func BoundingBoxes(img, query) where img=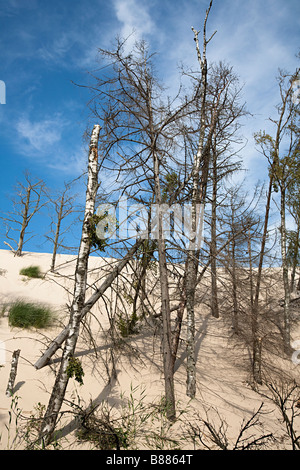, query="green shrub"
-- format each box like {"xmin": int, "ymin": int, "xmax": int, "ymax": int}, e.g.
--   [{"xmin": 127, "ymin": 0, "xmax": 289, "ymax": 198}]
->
[
  {"xmin": 66, "ymin": 356, "xmax": 85, "ymax": 385},
  {"xmin": 19, "ymin": 266, "xmax": 43, "ymax": 279},
  {"xmin": 8, "ymin": 300, "xmax": 55, "ymax": 329},
  {"xmin": 117, "ymin": 311, "xmax": 139, "ymax": 337}
]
